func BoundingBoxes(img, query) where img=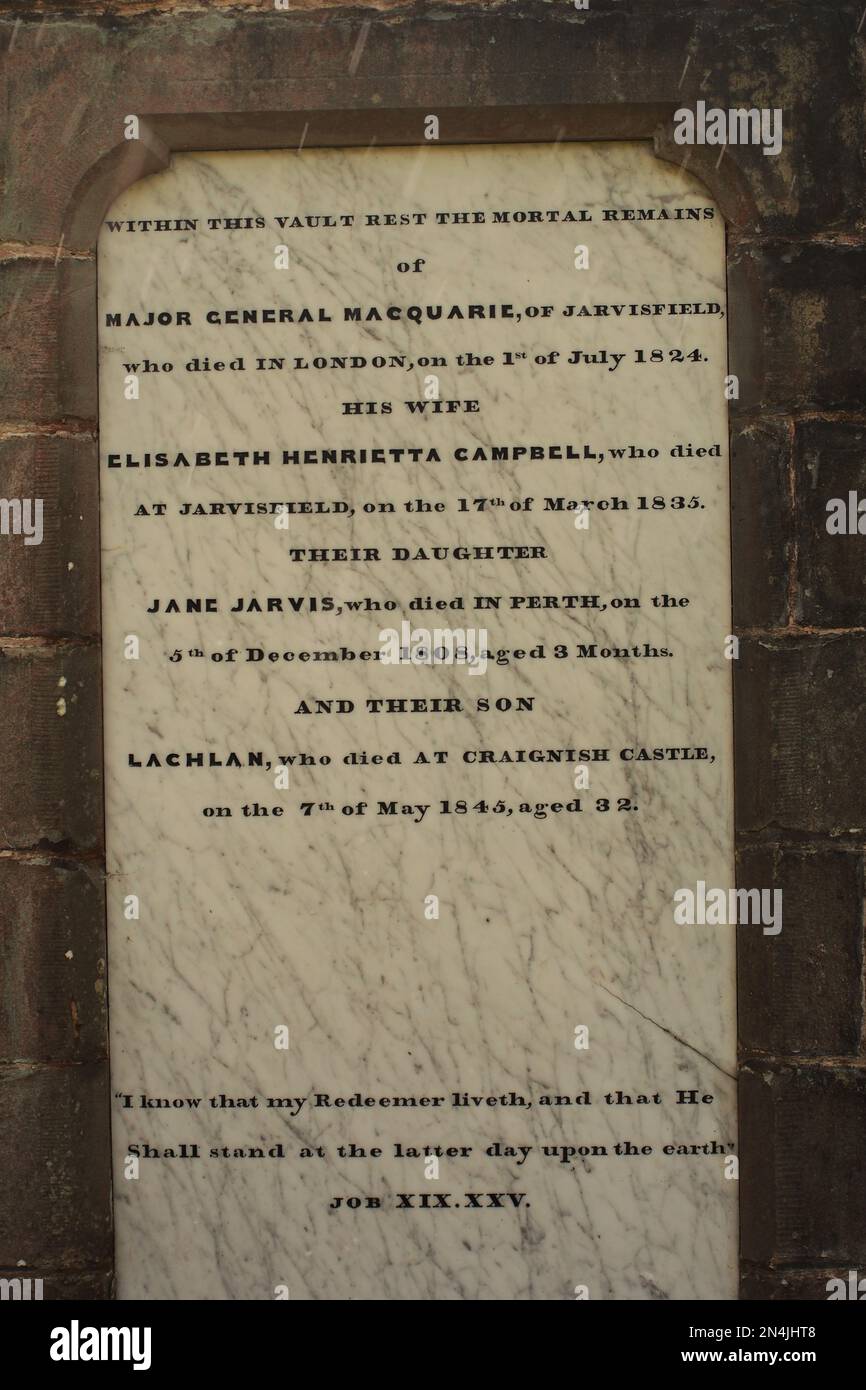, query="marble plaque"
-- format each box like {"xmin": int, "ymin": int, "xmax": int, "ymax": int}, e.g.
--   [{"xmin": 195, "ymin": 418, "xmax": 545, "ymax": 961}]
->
[{"xmin": 98, "ymin": 142, "xmax": 737, "ymax": 1301}]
